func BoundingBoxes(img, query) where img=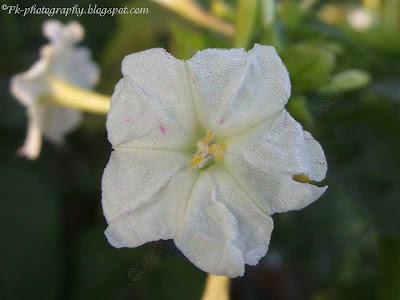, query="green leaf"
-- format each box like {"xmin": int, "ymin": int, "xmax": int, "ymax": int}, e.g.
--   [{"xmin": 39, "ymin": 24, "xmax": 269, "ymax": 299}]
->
[
  {"xmin": 282, "ymin": 43, "xmax": 336, "ymax": 92},
  {"xmin": 278, "ymin": 0, "xmax": 307, "ymax": 33},
  {"xmin": 169, "ymin": 21, "xmax": 206, "ymax": 60},
  {"xmin": 319, "ymin": 69, "xmax": 371, "ymax": 93},
  {"xmin": 286, "ymin": 94, "xmax": 313, "ymax": 125},
  {"xmin": 234, "ymin": 0, "xmax": 259, "ymax": 48}
]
